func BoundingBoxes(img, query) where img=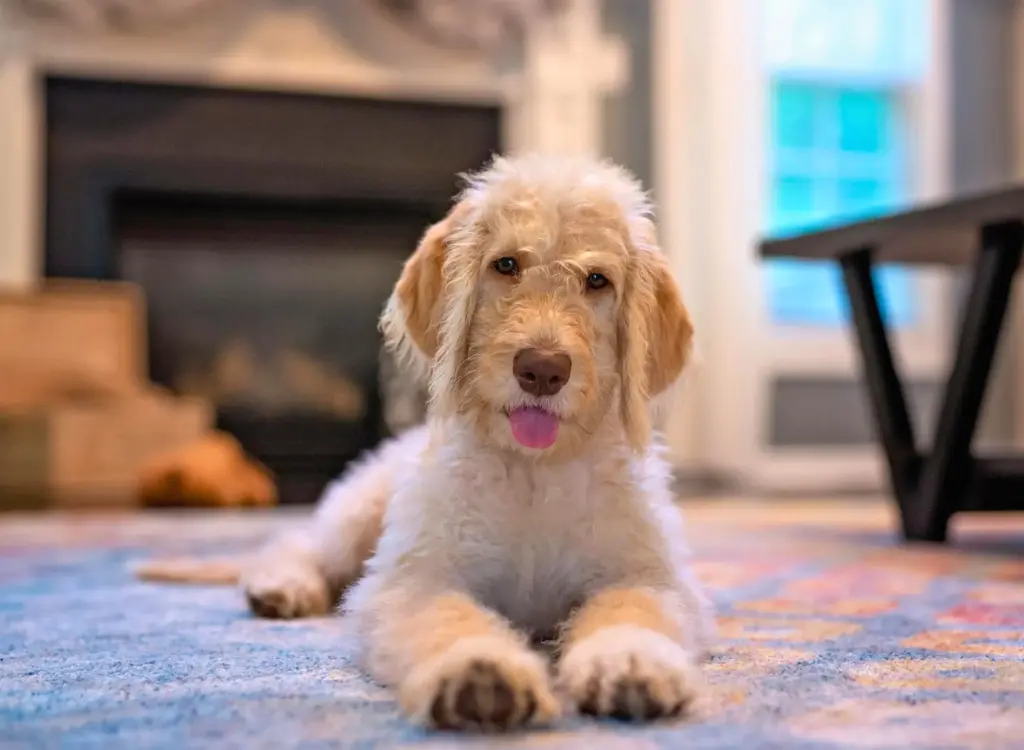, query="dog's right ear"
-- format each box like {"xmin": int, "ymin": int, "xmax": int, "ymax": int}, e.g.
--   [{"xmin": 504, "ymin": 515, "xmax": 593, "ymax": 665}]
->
[
  {"xmin": 618, "ymin": 219, "xmax": 694, "ymax": 451},
  {"xmin": 380, "ymin": 204, "xmax": 467, "ymax": 370}
]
